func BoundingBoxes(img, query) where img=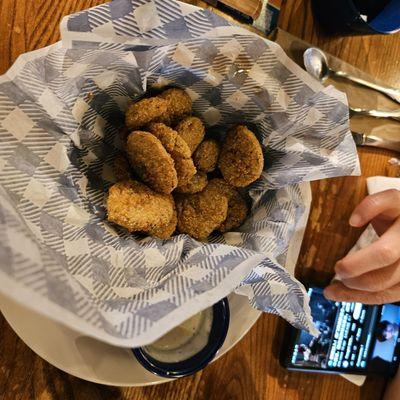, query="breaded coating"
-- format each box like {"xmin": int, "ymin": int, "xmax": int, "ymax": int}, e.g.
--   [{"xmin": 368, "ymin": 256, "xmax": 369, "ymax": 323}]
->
[
  {"xmin": 174, "ymin": 157, "xmax": 196, "ymax": 186},
  {"xmin": 126, "ymin": 131, "xmax": 178, "ymax": 194},
  {"xmin": 146, "ymin": 122, "xmax": 191, "ymax": 159},
  {"xmin": 176, "ymin": 182, "xmax": 228, "ymax": 240},
  {"xmin": 175, "ymin": 116, "xmax": 205, "ymax": 154},
  {"xmin": 125, "ymin": 97, "xmax": 168, "ymax": 130},
  {"xmin": 107, "ymin": 180, "xmax": 174, "ymax": 232},
  {"xmin": 219, "ymin": 190, "xmax": 248, "ymax": 232},
  {"xmin": 146, "ymin": 122, "xmax": 195, "ymax": 185},
  {"xmin": 172, "ymin": 135, "xmax": 191, "ymax": 159},
  {"xmin": 218, "ymin": 125, "xmax": 263, "ymax": 187},
  {"xmin": 158, "ymin": 88, "xmax": 192, "ymax": 124},
  {"xmin": 206, "ymin": 178, "xmax": 234, "ymax": 198},
  {"xmin": 113, "ymin": 154, "xmax": 131, "ymax": 181},
  {"xmin": 146, "ymin": 122, "xmax": 176, "ymax": 153},
  {"xmin": 193, "ymin": 139, "xmax": 220, "ymax": 173},
  {"xmin": 175, "ymin": 172, "xmax": 208, "ymax": 194},
  {"xmin": 206, "ymin": 178, "xmax": 248, "ymax": 232},
  {"xmin": 147, "ymin": 207, "xmax": 177, "ymax": 239}
]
